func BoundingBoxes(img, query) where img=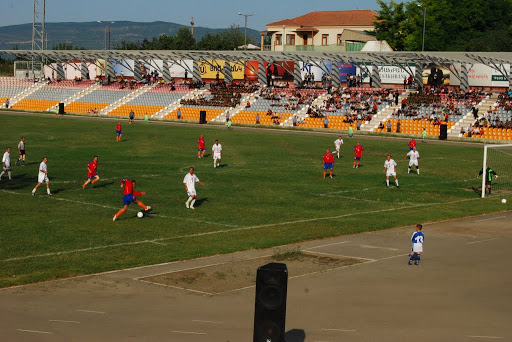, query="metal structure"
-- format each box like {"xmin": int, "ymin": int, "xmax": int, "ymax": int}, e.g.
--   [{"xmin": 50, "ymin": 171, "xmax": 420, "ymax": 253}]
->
[
  {"xmin": 32, "ymin": 0, "xmax": 46, "ymax": 51},
  {"xmin": 3, "ymin": 49, "xmax": 512, "ymax": 89},
  {"xmin": 97, "ymin": 21, "xmax": 115, "ymax": 50},
  {"xmin": 238, "ymin": 12, "xmax": 254, "ymax": 50}
]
